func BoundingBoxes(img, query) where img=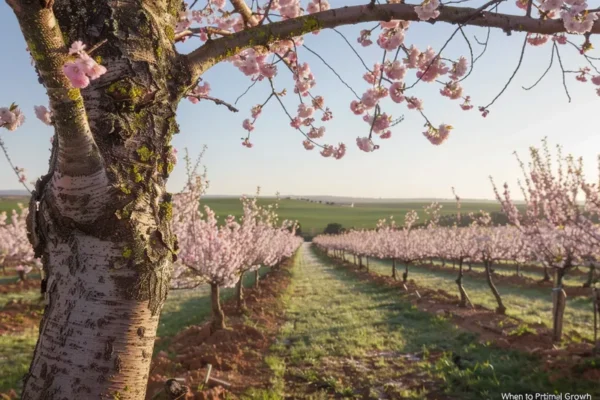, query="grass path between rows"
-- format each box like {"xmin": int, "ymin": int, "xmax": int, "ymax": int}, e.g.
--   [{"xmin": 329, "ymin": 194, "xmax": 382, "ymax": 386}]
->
[
  {"xmin": 347, "ymin": 256, "xmax": 594, "ymax": 341},
  {"xmin": 266, "ymin": 244, "xmax": 600, "ymax": 399}
]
